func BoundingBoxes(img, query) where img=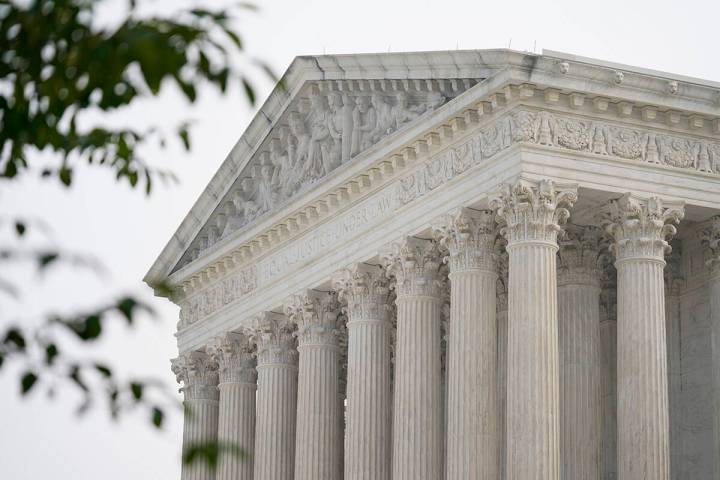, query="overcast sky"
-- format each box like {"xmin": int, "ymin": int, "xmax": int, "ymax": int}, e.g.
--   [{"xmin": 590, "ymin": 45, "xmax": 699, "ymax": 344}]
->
[{"xmin": 2, "ymin": 0, "xmax": 719, "ymax": 478}]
